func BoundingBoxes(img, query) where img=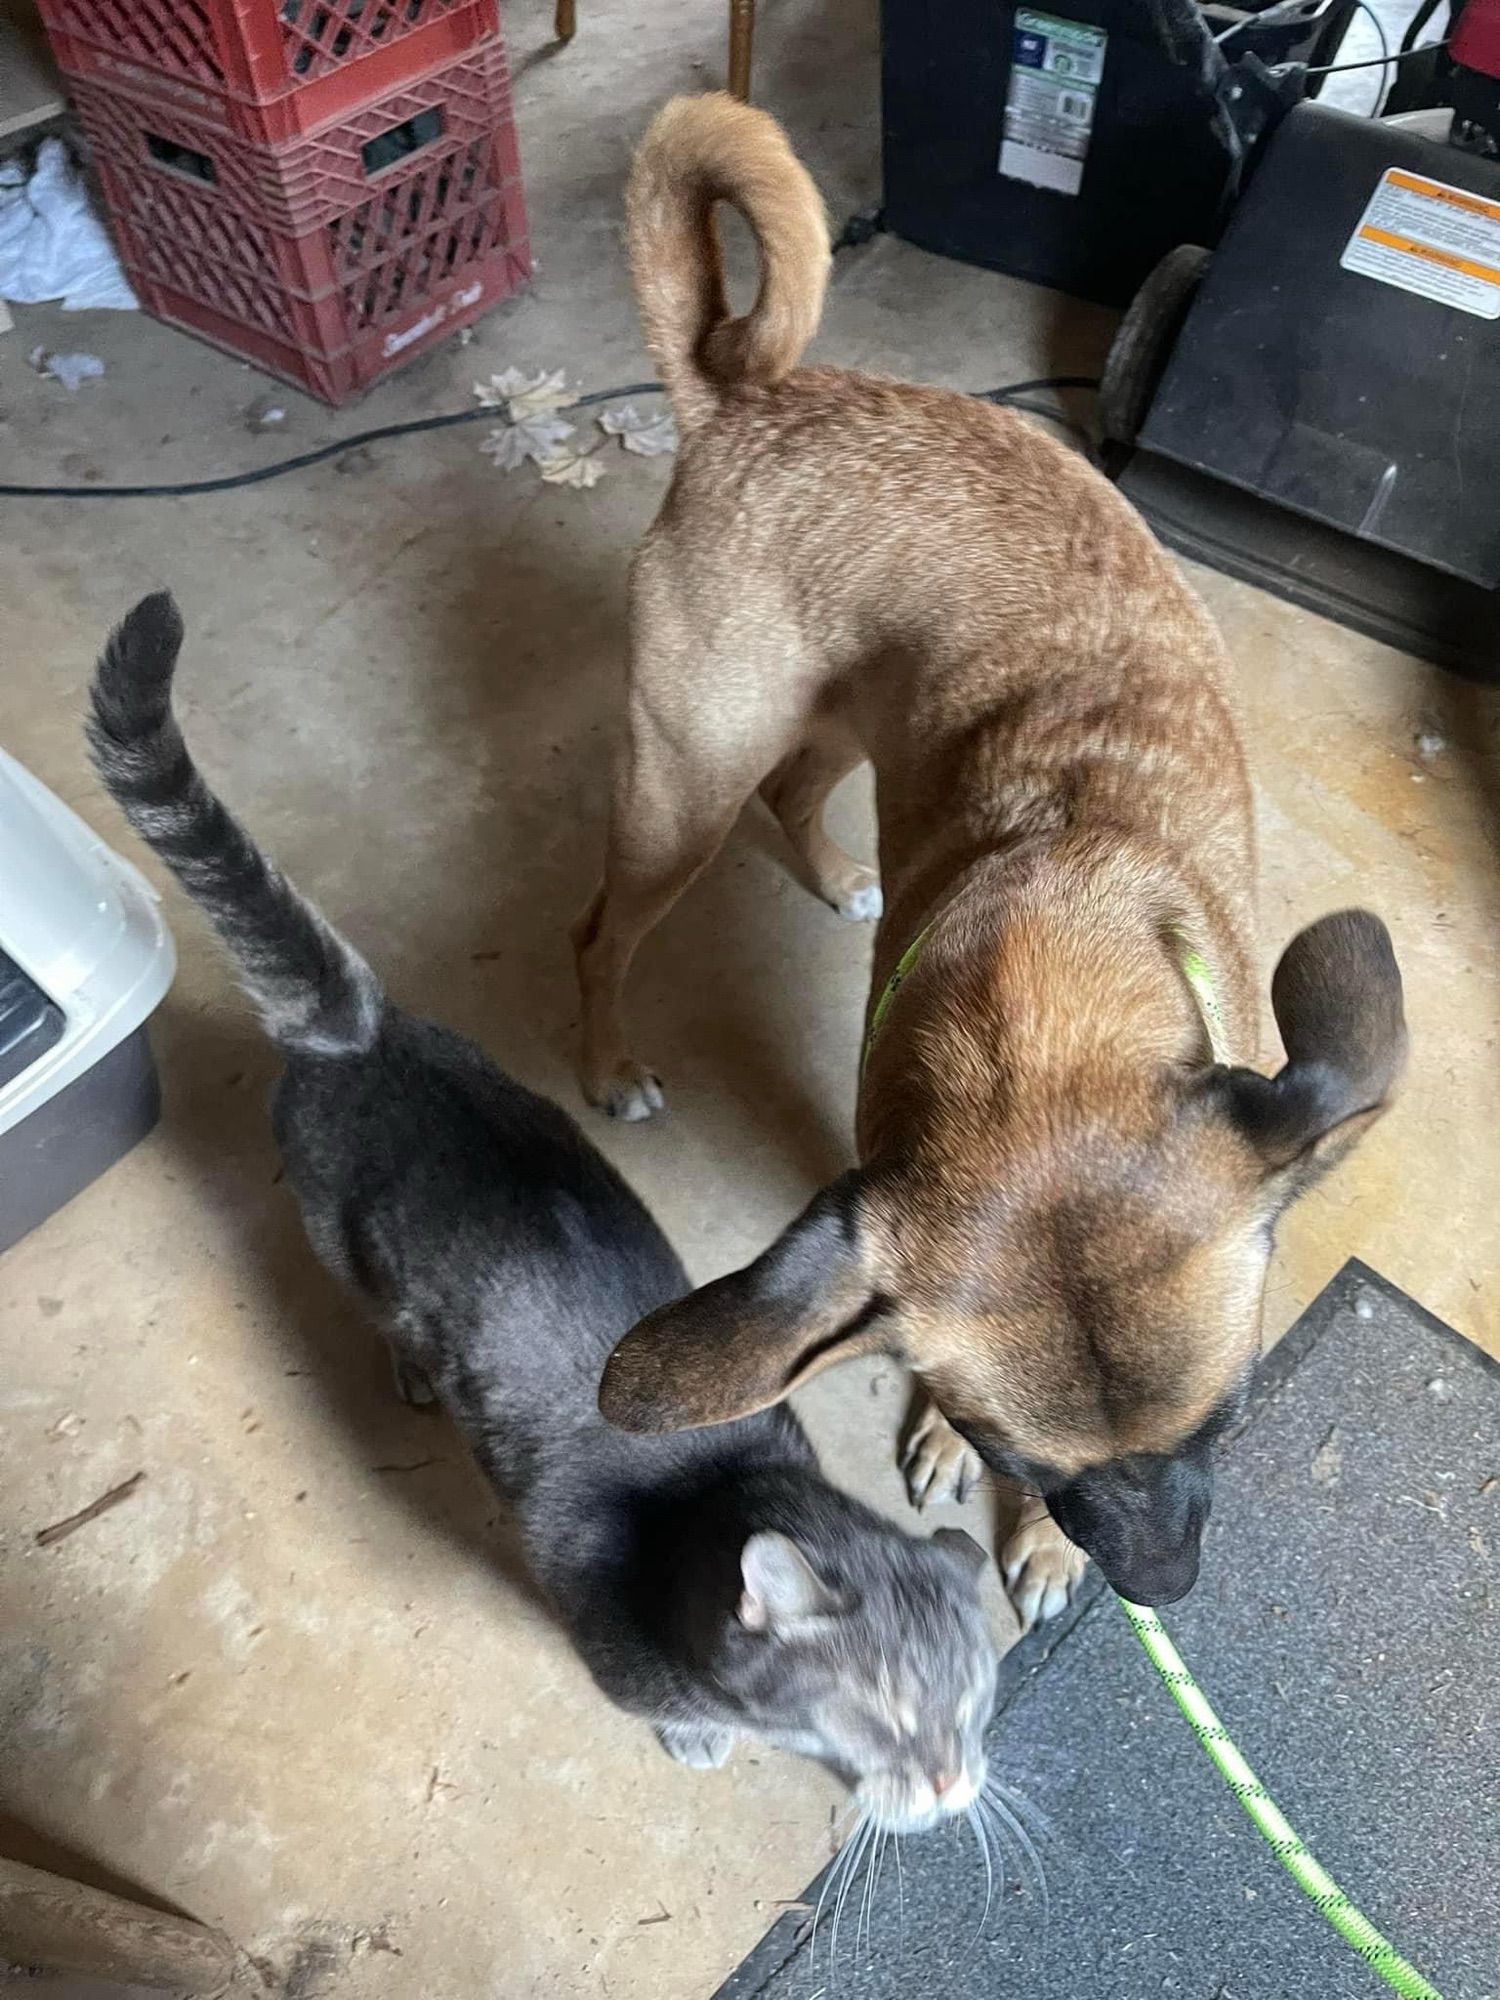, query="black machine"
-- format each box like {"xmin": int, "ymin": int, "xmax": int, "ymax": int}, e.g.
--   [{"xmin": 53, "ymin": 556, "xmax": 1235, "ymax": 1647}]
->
[
  {"xmin": 881, "ymin": 0, "xmax": 1358, "ymax": 307},
  {"xmin": 881, "ymin": 0, "xmax": 1500, "ymax": 675},
  {"xmin": 1112, "ymin": 102, "xmax": 1500, "ymax": 674}
]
